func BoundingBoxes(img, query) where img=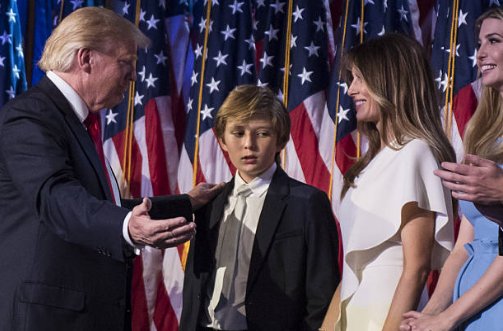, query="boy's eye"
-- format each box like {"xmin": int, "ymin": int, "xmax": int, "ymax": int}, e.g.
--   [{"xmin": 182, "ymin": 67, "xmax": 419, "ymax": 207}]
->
[
  {"xmin": 231, "ymin": 131, "xmax": 244, "ymax": 137},
  {"xmin": 257, "ymin": 131, "xmax": 271, "ymax": 137}
]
